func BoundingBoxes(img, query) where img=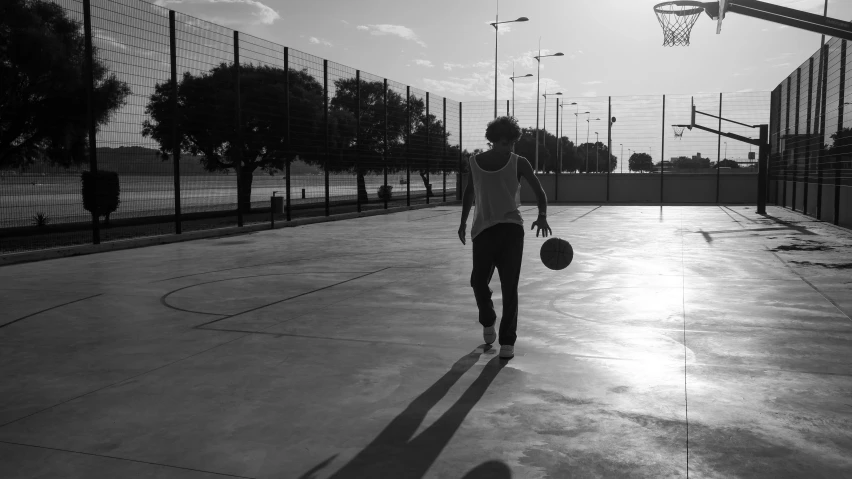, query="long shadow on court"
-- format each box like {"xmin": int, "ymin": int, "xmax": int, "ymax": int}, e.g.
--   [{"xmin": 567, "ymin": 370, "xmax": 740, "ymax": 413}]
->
[{"xmin": 297, "ymin": 347, "xmax": 511, "ymax": 479}]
